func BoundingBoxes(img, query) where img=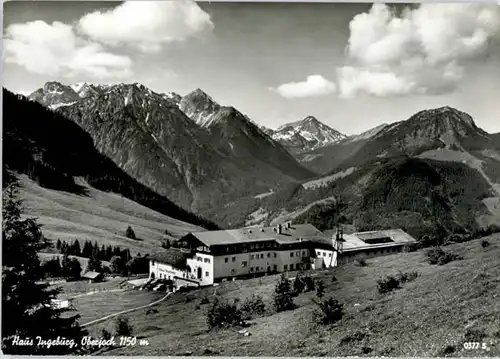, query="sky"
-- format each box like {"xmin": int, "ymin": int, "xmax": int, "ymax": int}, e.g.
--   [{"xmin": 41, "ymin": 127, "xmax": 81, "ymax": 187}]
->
[{"xmin": 3, "ymin": 1, "xmax": 500, "ymax": 135}]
